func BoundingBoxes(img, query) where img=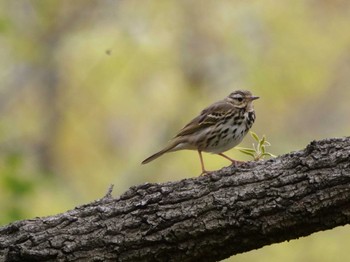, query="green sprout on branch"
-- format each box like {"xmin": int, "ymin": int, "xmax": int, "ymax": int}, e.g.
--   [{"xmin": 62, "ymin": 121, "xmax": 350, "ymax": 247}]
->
[{"xmin": 236, "ymin": 132, "xmax": 276, "ymax": 161}]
